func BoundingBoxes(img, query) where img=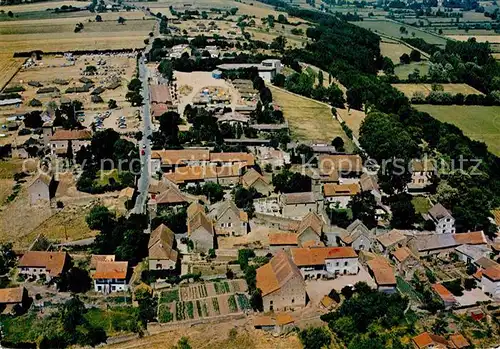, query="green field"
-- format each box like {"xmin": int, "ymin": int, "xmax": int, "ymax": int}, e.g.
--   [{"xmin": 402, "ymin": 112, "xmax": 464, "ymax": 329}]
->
[
  {"xmin": 394, "ymin": 61, "xmax": 431, "ymax": 80},
  {"xmin": 353, "ymin": 20, "xmax": 449, "ymax": 46},
  {"xmin": 415, "ymin": 105, "xmax": 500, "ymax": 156}
]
